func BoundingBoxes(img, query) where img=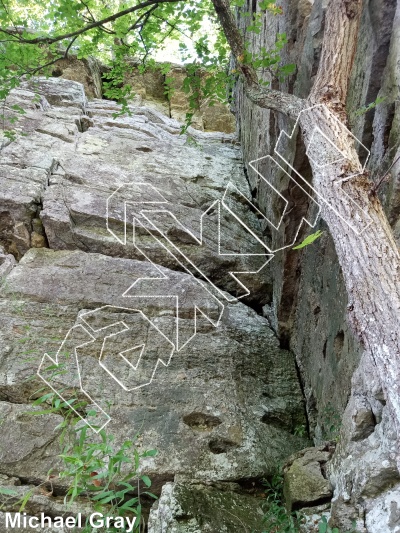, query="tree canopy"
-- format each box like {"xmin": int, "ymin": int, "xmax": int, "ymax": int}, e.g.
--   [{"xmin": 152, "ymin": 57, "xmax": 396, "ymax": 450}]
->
[{"xmin": 0, "ymin": 0, "xmax": 296, "ymax": 127}]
